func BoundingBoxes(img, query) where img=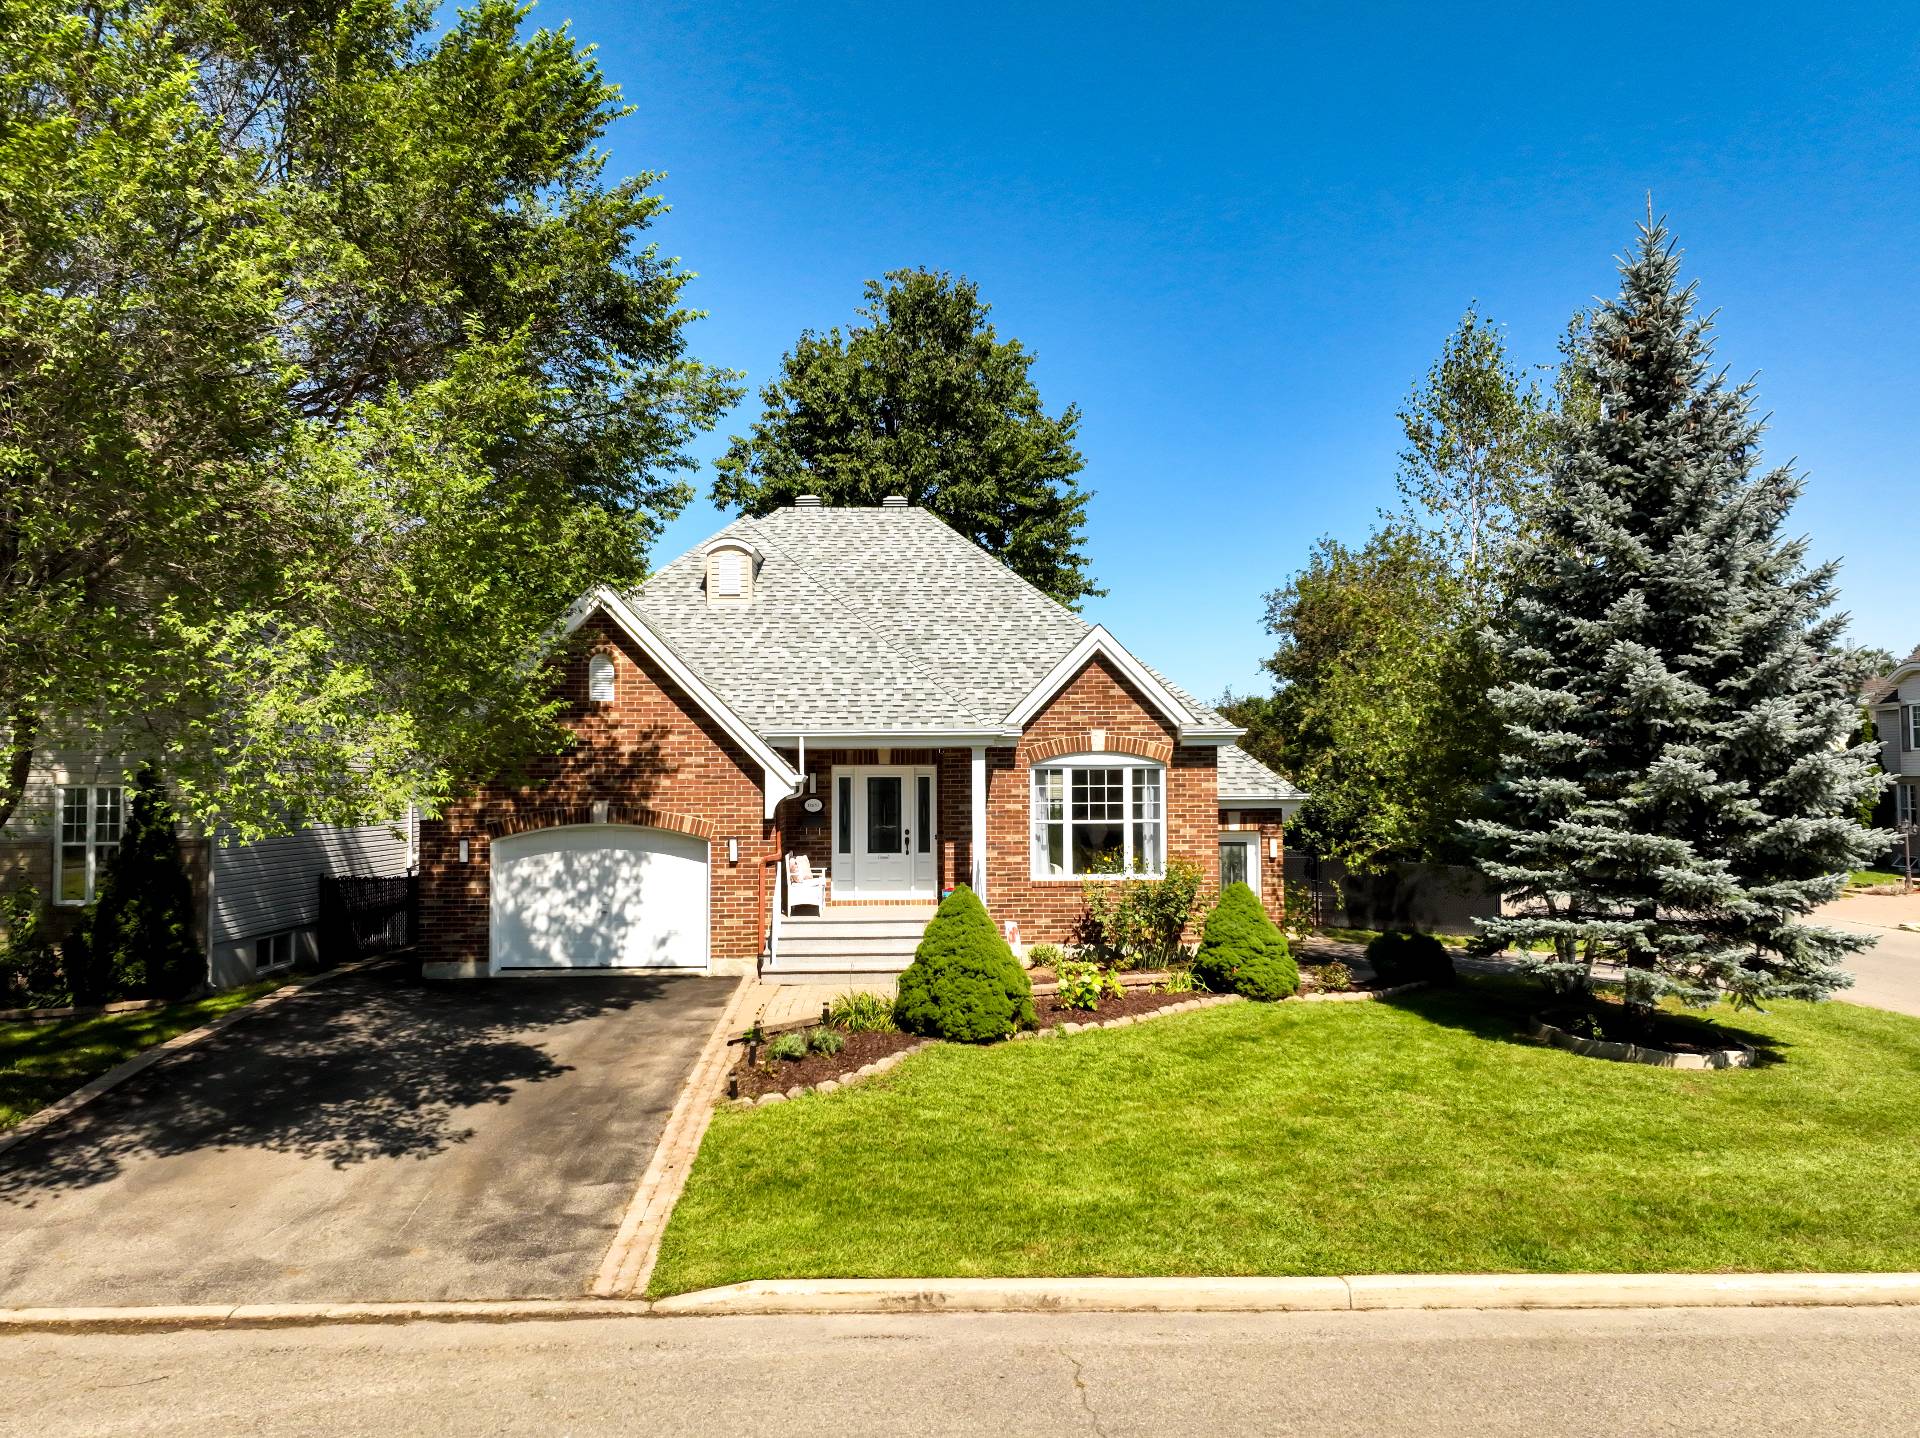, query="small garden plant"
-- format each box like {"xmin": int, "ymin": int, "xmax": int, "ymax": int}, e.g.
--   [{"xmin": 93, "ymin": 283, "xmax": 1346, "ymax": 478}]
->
[
  {"xmin": 805, "ymin": 1026, "xmax": 844, "ymax": 1056},
  {"xmin": 894, "ymin": 886, "xmax": 1035, "ymax": 1042},
  {"xmin": 827, "ymin": 991, "xmax": 898, "ymax": 1032},
  {"xmin": 1193, "ymin": 883, "xmax": 1298, "ymax": 1001},
  {"xmin": 1055, "ymin": 959, "xmax": 1106, "ymax": 1011},
  {"xmin": 1024, "ymin": 942, "xmax": 1067, "ymax": 971},
  {"xmin": 1304, "ymin": 961, "xmax": 1353, "ymax": 993},
  {"xmin": 766, "ymin": 1030, "xmax": 808, "ymax": 1062}
]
